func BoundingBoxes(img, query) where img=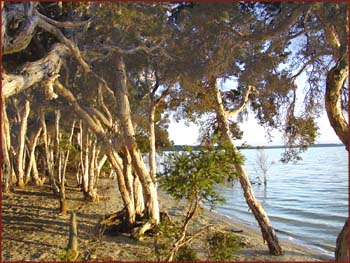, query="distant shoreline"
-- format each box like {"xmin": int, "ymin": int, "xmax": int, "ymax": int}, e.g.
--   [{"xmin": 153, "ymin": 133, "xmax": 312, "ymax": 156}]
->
[{"xmin": 165, "ymin": 143, "xmax": 344, "ymax": 151}]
